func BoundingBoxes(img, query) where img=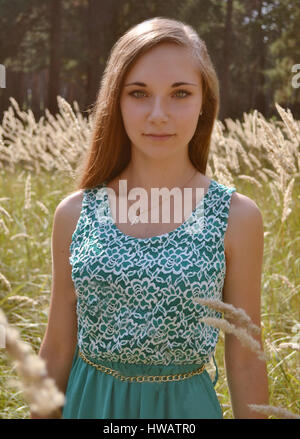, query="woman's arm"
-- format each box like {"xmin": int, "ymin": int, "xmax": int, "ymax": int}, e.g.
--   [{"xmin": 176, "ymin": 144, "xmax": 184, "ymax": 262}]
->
[
  {"xmin": 30, "ymin": 191, "xmax": 83, "ymax": 418},
  {"xmin": 222, "ymin": 192, "xmax": 269, "ymax": 419}
]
